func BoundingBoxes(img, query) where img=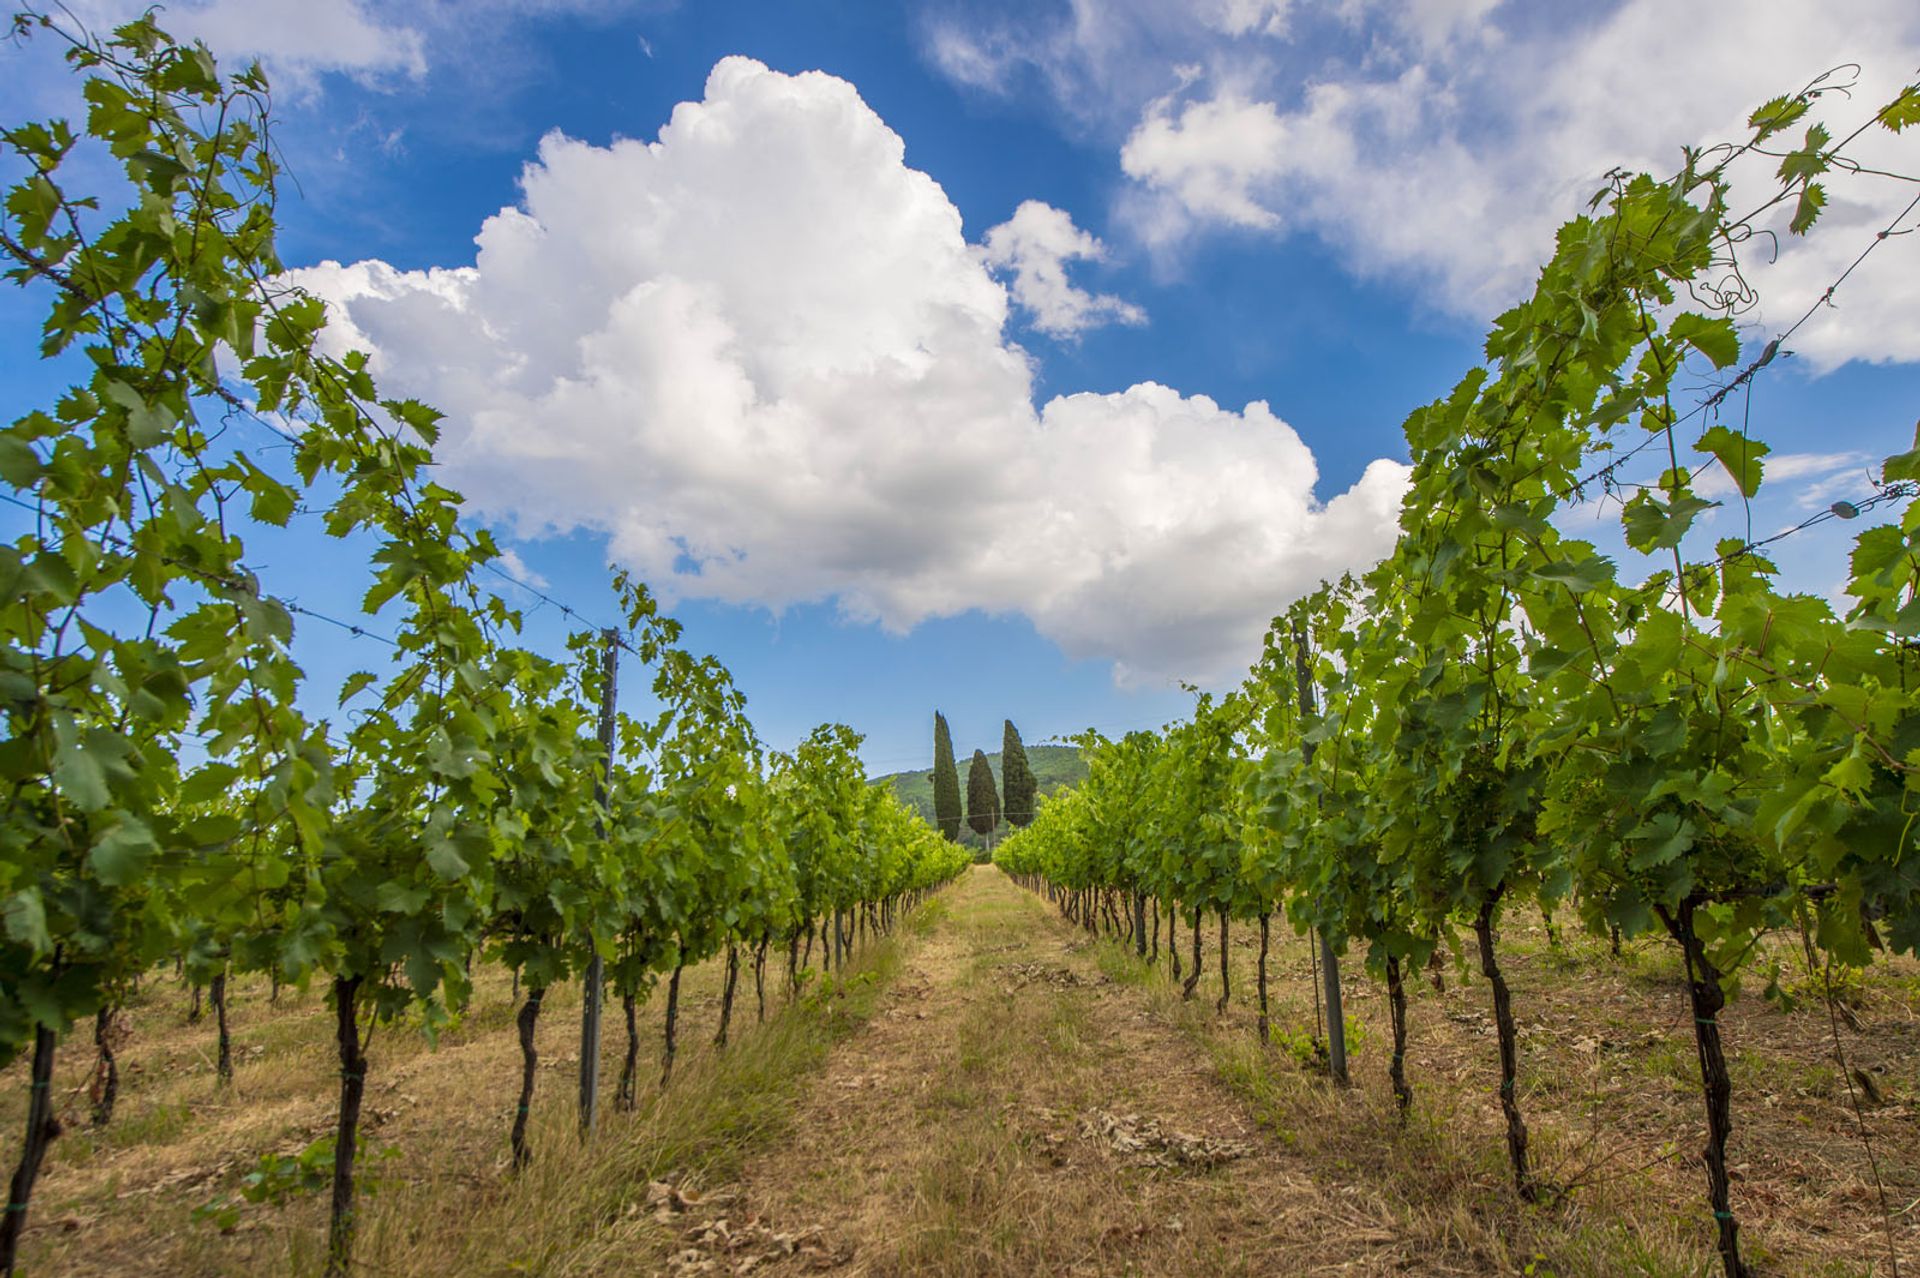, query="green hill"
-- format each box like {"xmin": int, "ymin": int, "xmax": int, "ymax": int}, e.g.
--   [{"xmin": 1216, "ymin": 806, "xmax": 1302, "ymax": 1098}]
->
[{"xmin": 873, "ymin": 742, "xmax": 1087, "ymax": 835}]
